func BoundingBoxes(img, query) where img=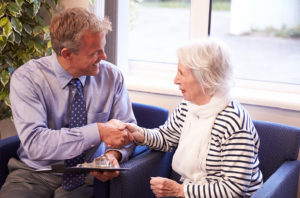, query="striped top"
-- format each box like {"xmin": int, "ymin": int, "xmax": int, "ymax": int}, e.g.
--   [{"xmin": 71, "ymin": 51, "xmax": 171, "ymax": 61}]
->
[{"xmin": 144, "ymin": 100, "xmax": 263, "ymax": 197}]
